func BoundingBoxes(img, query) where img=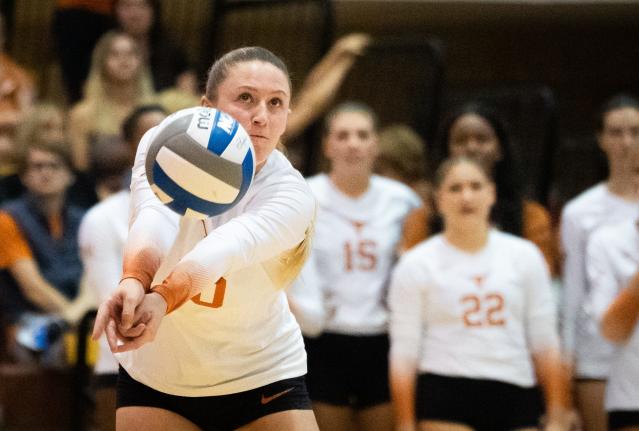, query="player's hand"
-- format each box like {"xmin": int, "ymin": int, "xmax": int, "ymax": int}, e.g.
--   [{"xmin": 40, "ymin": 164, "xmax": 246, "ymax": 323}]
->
[
  {"xmin": 91, "ymin": 278, "xmax": 146, "ymax": 351},
  {"xmin": 111, "ymin": 292, "xmax": 167, "ymax": 353},
  {"xmin": 334, "ymin": 33, "xmax": 371, "ymax": 58},
  {"xmin": 543, "ymin": 408, "xmax": 581, "ymax": 431}
]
